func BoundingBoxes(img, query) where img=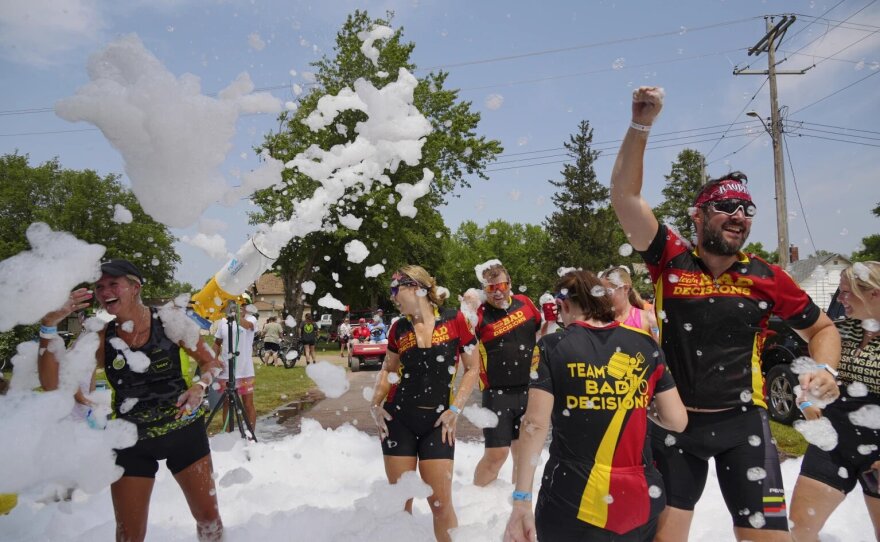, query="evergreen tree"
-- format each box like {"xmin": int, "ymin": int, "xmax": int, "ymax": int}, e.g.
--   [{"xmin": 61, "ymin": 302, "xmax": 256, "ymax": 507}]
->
[
  {"xmin": 654, "ymin": 148, "xmax": 706, "ymax": 243},
  {"xmin": 542, "ymin": 120, "xmax": 630, "ymax": 274}
]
